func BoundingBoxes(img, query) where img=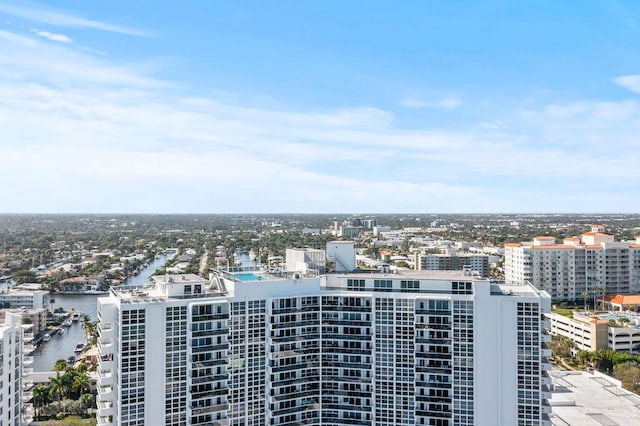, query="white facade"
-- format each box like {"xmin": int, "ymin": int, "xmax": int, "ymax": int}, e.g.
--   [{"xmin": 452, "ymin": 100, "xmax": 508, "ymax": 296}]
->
[
  {"xmin": 97, "ymin": 270, "xmax": 551, "ymax": 426},
  {"xmin": 505, "ymin": 233, "xmax": 640, "ymax": 301},
  {"xmin": 326, "ymin": 241, "xmax": 356, "ymax": 272},
  {"xmin": 0, "ymin": 290, "xmax": 49, "ymax": 309},
  {"xmin": 414, "ymin": 253, "xmax": 490, "ymax": 277},
  {"xmin": 285, "ymin": 248, "xmax": 326, "ymax": 274},
  {"xmin": 0, "ymin": 311, "xmax": 27, "ymax": 426}
]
